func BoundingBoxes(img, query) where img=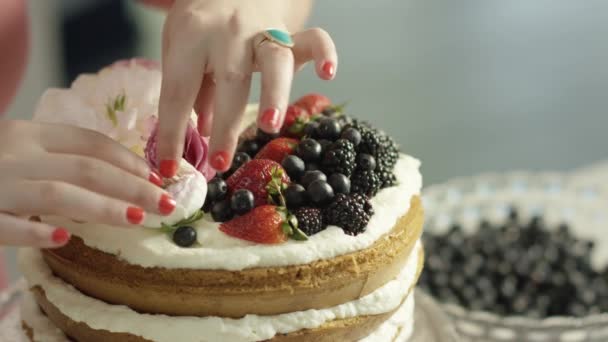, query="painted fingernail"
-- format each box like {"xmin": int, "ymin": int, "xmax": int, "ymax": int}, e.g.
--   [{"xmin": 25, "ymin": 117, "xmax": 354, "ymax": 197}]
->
[
  {"xmin": 149, "ymin": 171, "xmax": 163, "ymax": 187},
  {"xmin": 51, "ymin": 227, "xmax": 71, "ymax": 244},
  {"xmin": 321, "ymin": 61, "xmax": 335, "ymax": 79},
  {"xmin": 127, "ymin": 206, "xmax": 145, "ymax": 224},
  {"xmin": 159, "ymin": 160, "xmax": 178, "ymax": 178},
  {"xmin": 261, "ymin": 108, "xmax": 280, "ymax": 130},
  {"xmin": 210, "ymin": 151, "xmax": 230, "ymax": 171},
  {"xmin": 159, "ymin": 193, "xmax": 176, "ymax": 216}
]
